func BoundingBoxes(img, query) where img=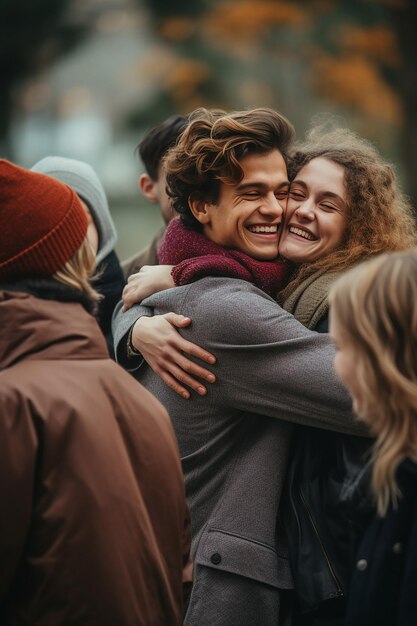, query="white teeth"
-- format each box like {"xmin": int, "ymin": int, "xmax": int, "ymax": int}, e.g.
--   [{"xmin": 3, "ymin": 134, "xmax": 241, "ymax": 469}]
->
[
  {"xmin": 248, "ymin": 225, "xmax": 277, "ymax": 233},
  {"xmin": 289, "ymin": 226, "xmax": 315, "ymax": 241}
]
